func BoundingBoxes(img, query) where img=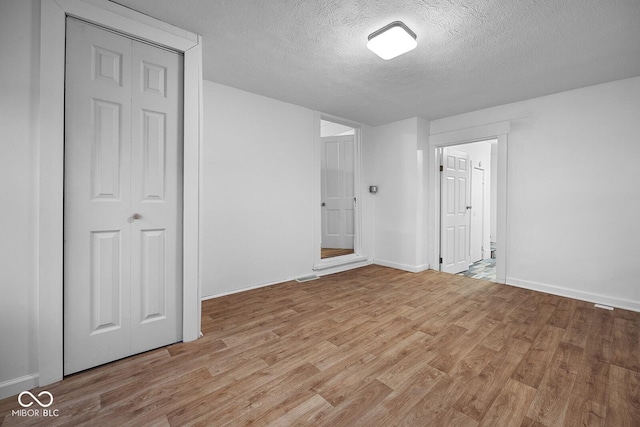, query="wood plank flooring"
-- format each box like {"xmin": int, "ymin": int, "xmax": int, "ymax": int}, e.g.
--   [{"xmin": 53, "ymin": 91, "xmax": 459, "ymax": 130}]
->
[{"xmin": 1, "ymin": 265, "xmax": 639, "ymax": 426}]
